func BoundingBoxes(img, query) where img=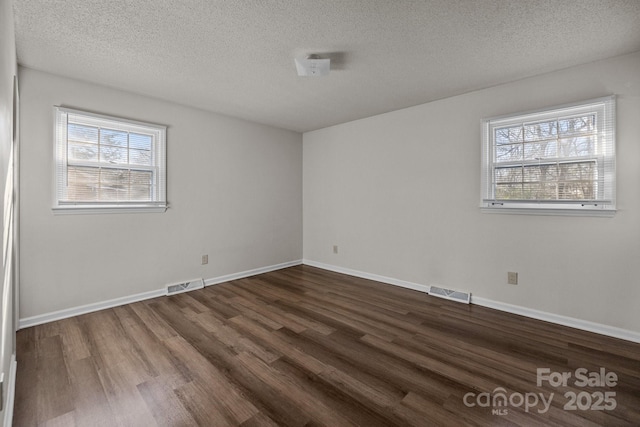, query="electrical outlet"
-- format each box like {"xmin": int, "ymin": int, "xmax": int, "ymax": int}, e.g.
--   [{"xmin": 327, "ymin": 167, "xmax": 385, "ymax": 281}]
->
[
  {"xmin": 201, "ymin": 254, "xmax": 208, "ymax": 265},
  {"xmin": 333, "ymin": 245, "xmax": 338, "ymax": 254},
  {"xmin": 508, "ymin": 271, "xmax": 518, "ymax": 285}
]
